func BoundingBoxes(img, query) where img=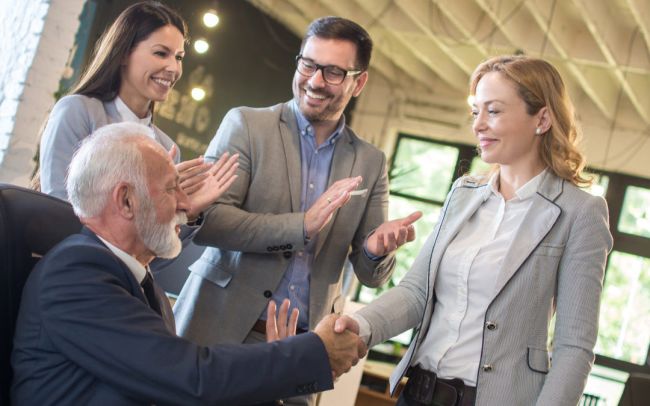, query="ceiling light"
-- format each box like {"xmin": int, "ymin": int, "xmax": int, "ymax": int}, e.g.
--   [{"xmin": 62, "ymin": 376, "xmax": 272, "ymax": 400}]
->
[
  {"xmin": 203, "ymin": 10, "xmax": 219, "ymax": 28},
  {"xmin": 191, "ymin": 87, "xmax": 206, "ymax": 101},
  {"xmin": 194, "ymin": 39, "xmax": 209, "ymax": 54}
]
